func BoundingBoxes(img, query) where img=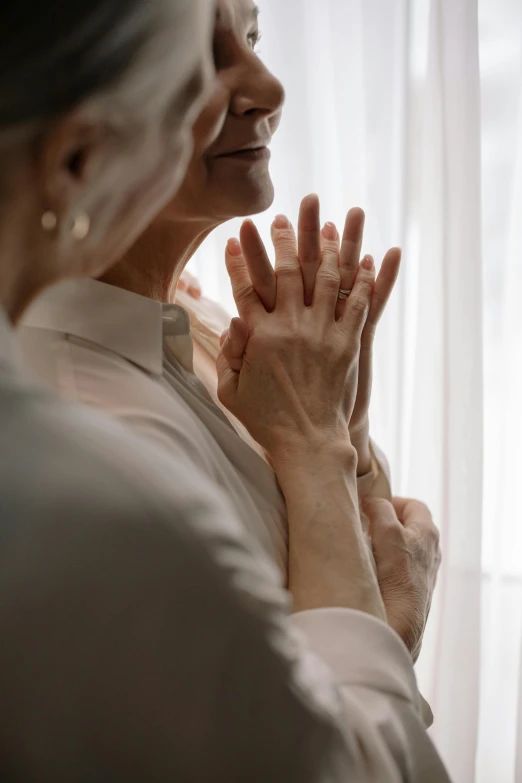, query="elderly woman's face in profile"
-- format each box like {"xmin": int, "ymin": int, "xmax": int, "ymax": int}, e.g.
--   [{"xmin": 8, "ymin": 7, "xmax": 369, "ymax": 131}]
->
[{"xmin": 161, "ymin": 0, "xmax": 285, "ymax": 223}]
